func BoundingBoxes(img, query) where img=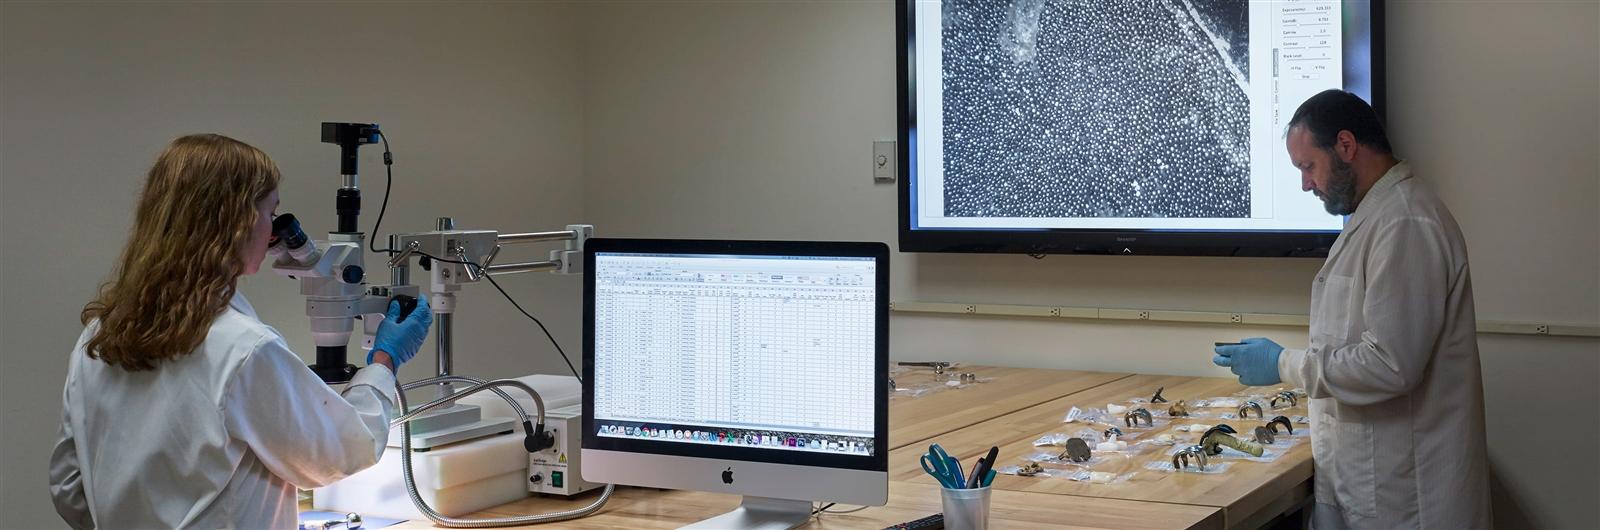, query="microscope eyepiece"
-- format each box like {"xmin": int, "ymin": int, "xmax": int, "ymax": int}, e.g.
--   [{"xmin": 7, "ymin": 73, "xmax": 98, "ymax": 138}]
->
[
  {"xmin": 271, "ymin": 213, "xmax": 309, "ymax": 250},
  {"xmin": 268, "ymin": 213, "xmax": 318, "ymax": 265}
]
